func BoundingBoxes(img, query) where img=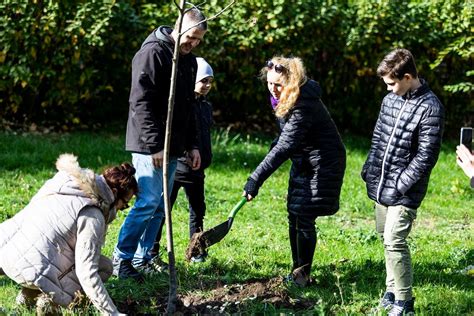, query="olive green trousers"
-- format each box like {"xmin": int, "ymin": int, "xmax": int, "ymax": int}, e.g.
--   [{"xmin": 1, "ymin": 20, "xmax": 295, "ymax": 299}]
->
[{"xmin": 375, "ymin": 203, "xmax": 417, "ymax": 301}]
